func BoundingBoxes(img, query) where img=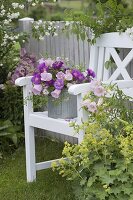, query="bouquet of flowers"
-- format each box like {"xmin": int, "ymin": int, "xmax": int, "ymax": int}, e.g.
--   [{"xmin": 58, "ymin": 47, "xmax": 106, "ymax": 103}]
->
[{"xmin": 31, "ymin": 57, "xmax": 96, "ymax": 99}]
